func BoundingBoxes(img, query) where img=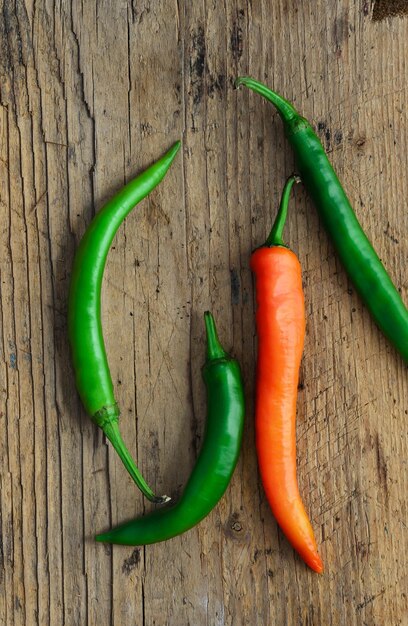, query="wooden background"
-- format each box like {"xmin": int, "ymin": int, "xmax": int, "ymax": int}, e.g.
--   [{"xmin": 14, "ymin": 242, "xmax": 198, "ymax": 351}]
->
[{"xmin": 1, "ymin": 1, "xmax": 407, "ymax": 624}]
